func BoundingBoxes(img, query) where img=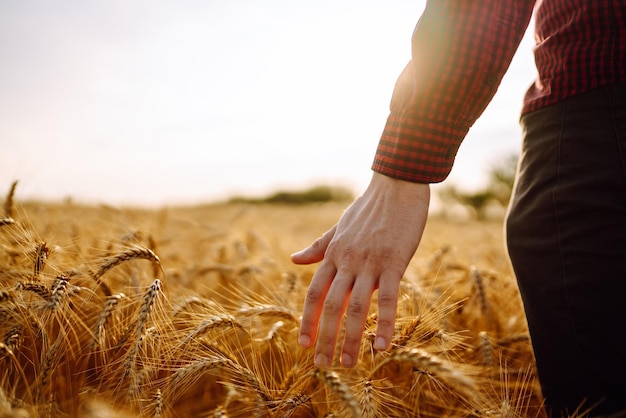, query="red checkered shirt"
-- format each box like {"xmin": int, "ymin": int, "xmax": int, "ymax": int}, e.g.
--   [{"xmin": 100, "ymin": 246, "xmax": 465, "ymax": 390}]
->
[{"xmin": 372, "ymin": 0, "xmax": 626, "ymax": 183}]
